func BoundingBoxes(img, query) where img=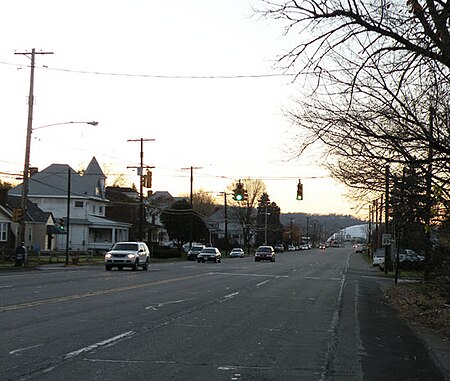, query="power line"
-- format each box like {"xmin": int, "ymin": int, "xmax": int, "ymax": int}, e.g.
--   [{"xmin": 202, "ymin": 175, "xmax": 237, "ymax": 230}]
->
[{"xmin": 0, "ymin": 60, "xmax": 292, "ymax": 80}]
